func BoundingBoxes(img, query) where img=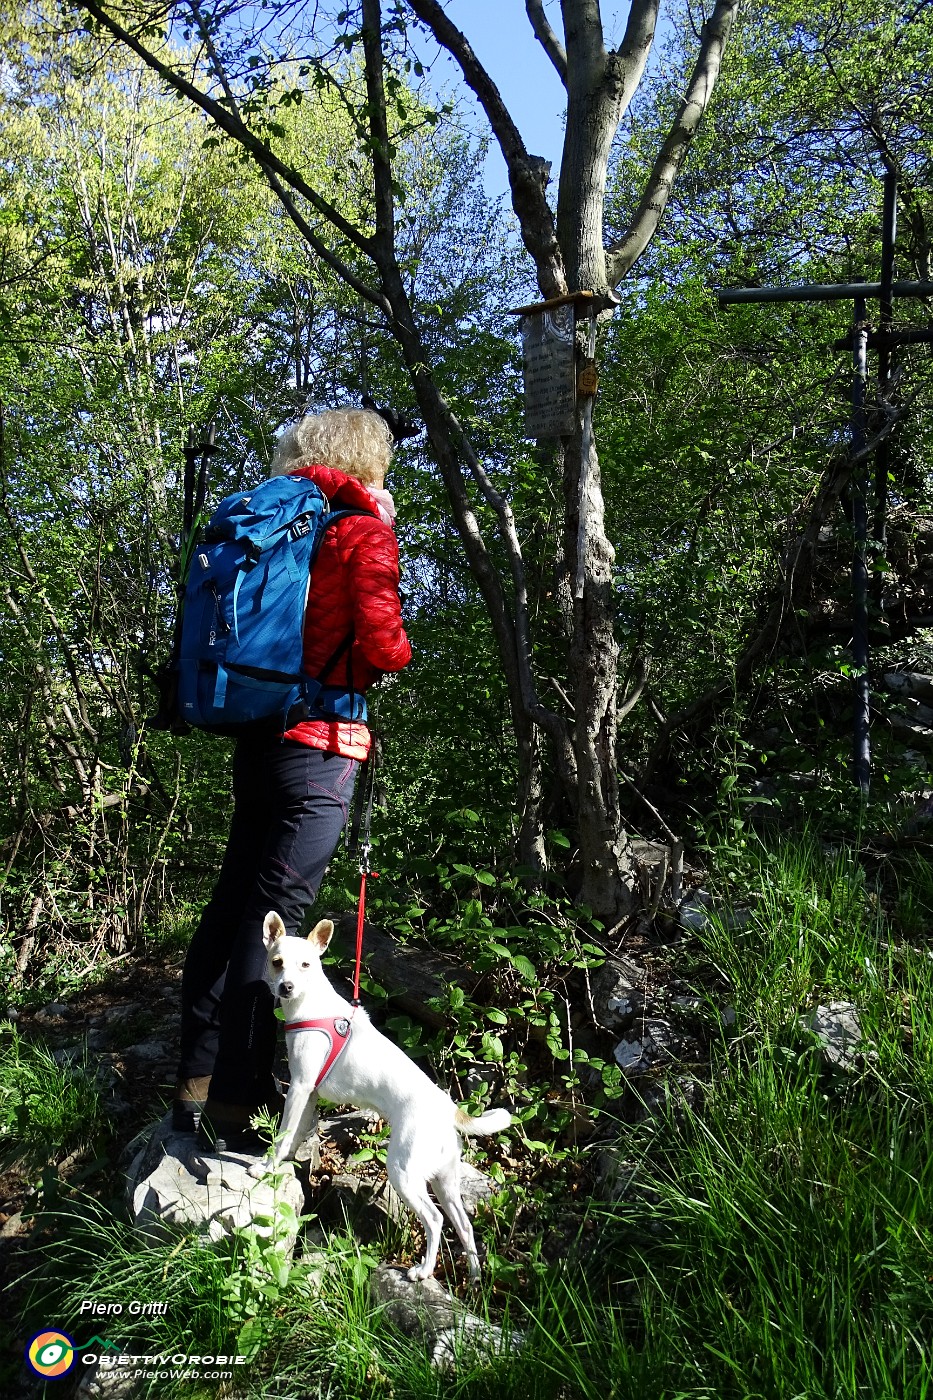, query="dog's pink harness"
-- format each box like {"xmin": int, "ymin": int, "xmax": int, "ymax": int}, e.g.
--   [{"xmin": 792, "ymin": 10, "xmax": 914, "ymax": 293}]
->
[{"xmin": 284, "ymin": 1013, "xmax": 355, "ymax": 1090}]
